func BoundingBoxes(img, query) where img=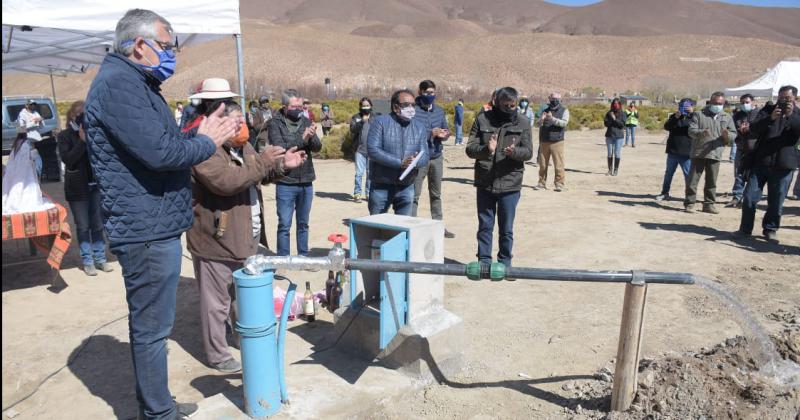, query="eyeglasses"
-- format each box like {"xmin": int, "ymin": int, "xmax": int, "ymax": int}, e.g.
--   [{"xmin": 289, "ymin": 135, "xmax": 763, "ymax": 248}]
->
[
  {"xmin": 150, "ymin": 39, "xmax": 177, "ymax": 53},
  {"xmin": 121, "ymin": 38, "xmax": 178, "ymax": 53}
]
